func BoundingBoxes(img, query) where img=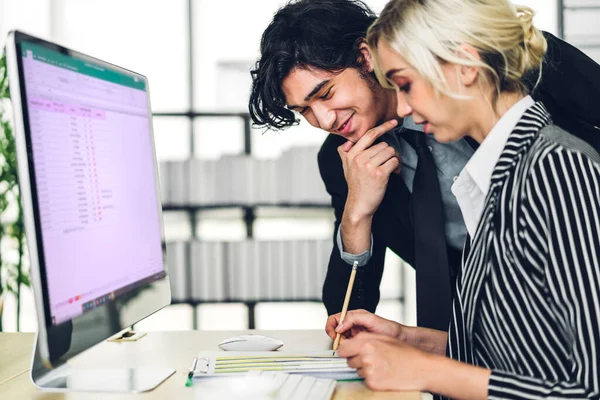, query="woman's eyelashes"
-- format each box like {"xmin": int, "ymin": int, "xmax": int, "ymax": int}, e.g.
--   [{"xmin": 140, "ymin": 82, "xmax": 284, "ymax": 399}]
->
[{"xmin": 391, "ymin": 78, "xmax": 411, "ymax": 94}]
